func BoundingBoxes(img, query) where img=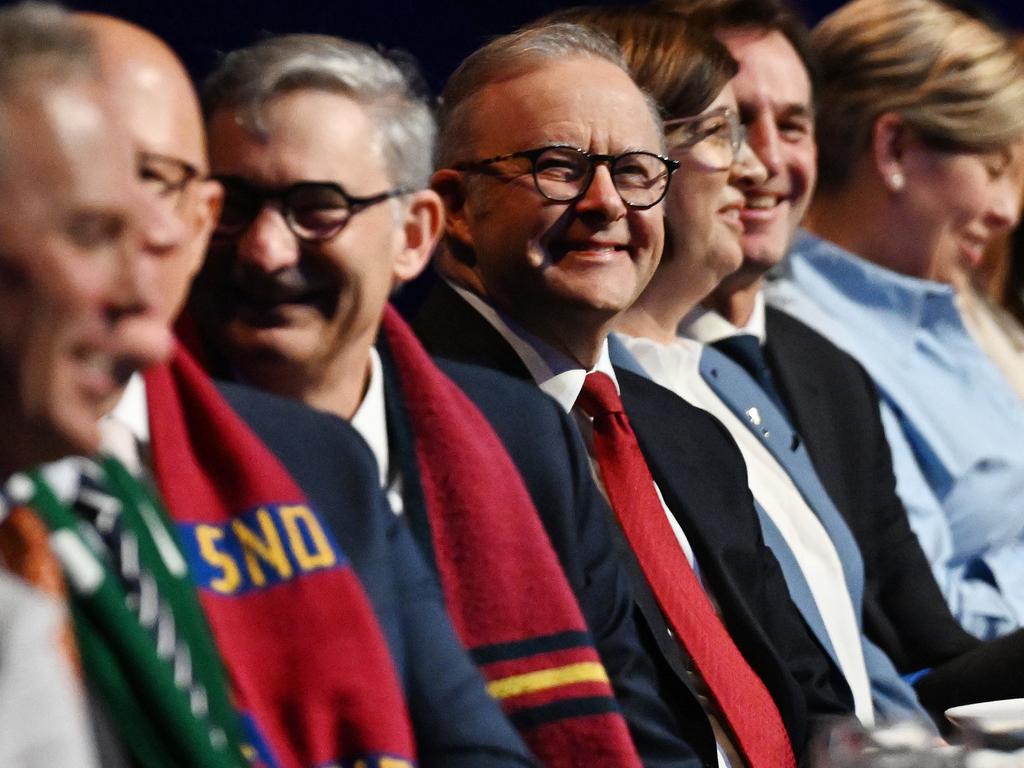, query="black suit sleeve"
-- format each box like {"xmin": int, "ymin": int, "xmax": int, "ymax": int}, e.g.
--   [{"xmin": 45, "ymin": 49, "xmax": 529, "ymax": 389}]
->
[
  {"xmin": 849, "ymin": 361, "xmax": 981, "ymax": 670},
  {"xmin": 216, "ymin": 381, "xmax": 537, "ymax": 768},
  {"xmin": 618, "ymin": 371, "xmax": 853, "ymax": 757},
  {"xmin": 437, "ymin": 361, "xmax": 700, "ymax": 767},
  {"xmin": 699, "ymin": 410, "xmax": 853, "ymax": 750},
  {"xmin": 764, "ymin": 309, "xmax": 981, "ymax": 672}
]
